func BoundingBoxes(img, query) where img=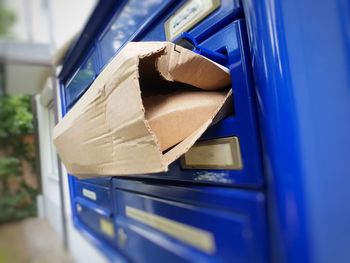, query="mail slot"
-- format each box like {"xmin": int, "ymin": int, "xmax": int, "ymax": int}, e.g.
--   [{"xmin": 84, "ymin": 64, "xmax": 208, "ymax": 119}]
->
[
  {"xmin": 113, "ymin": 179, "xmax": 269, "ymax": 263},
  {"xmin": 75, "ymin": 201, "xmax": 115, "ymax": 245},
  {"xmin": 74, "ymin": 180, "xmax": 112, "ymax": 213}
]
